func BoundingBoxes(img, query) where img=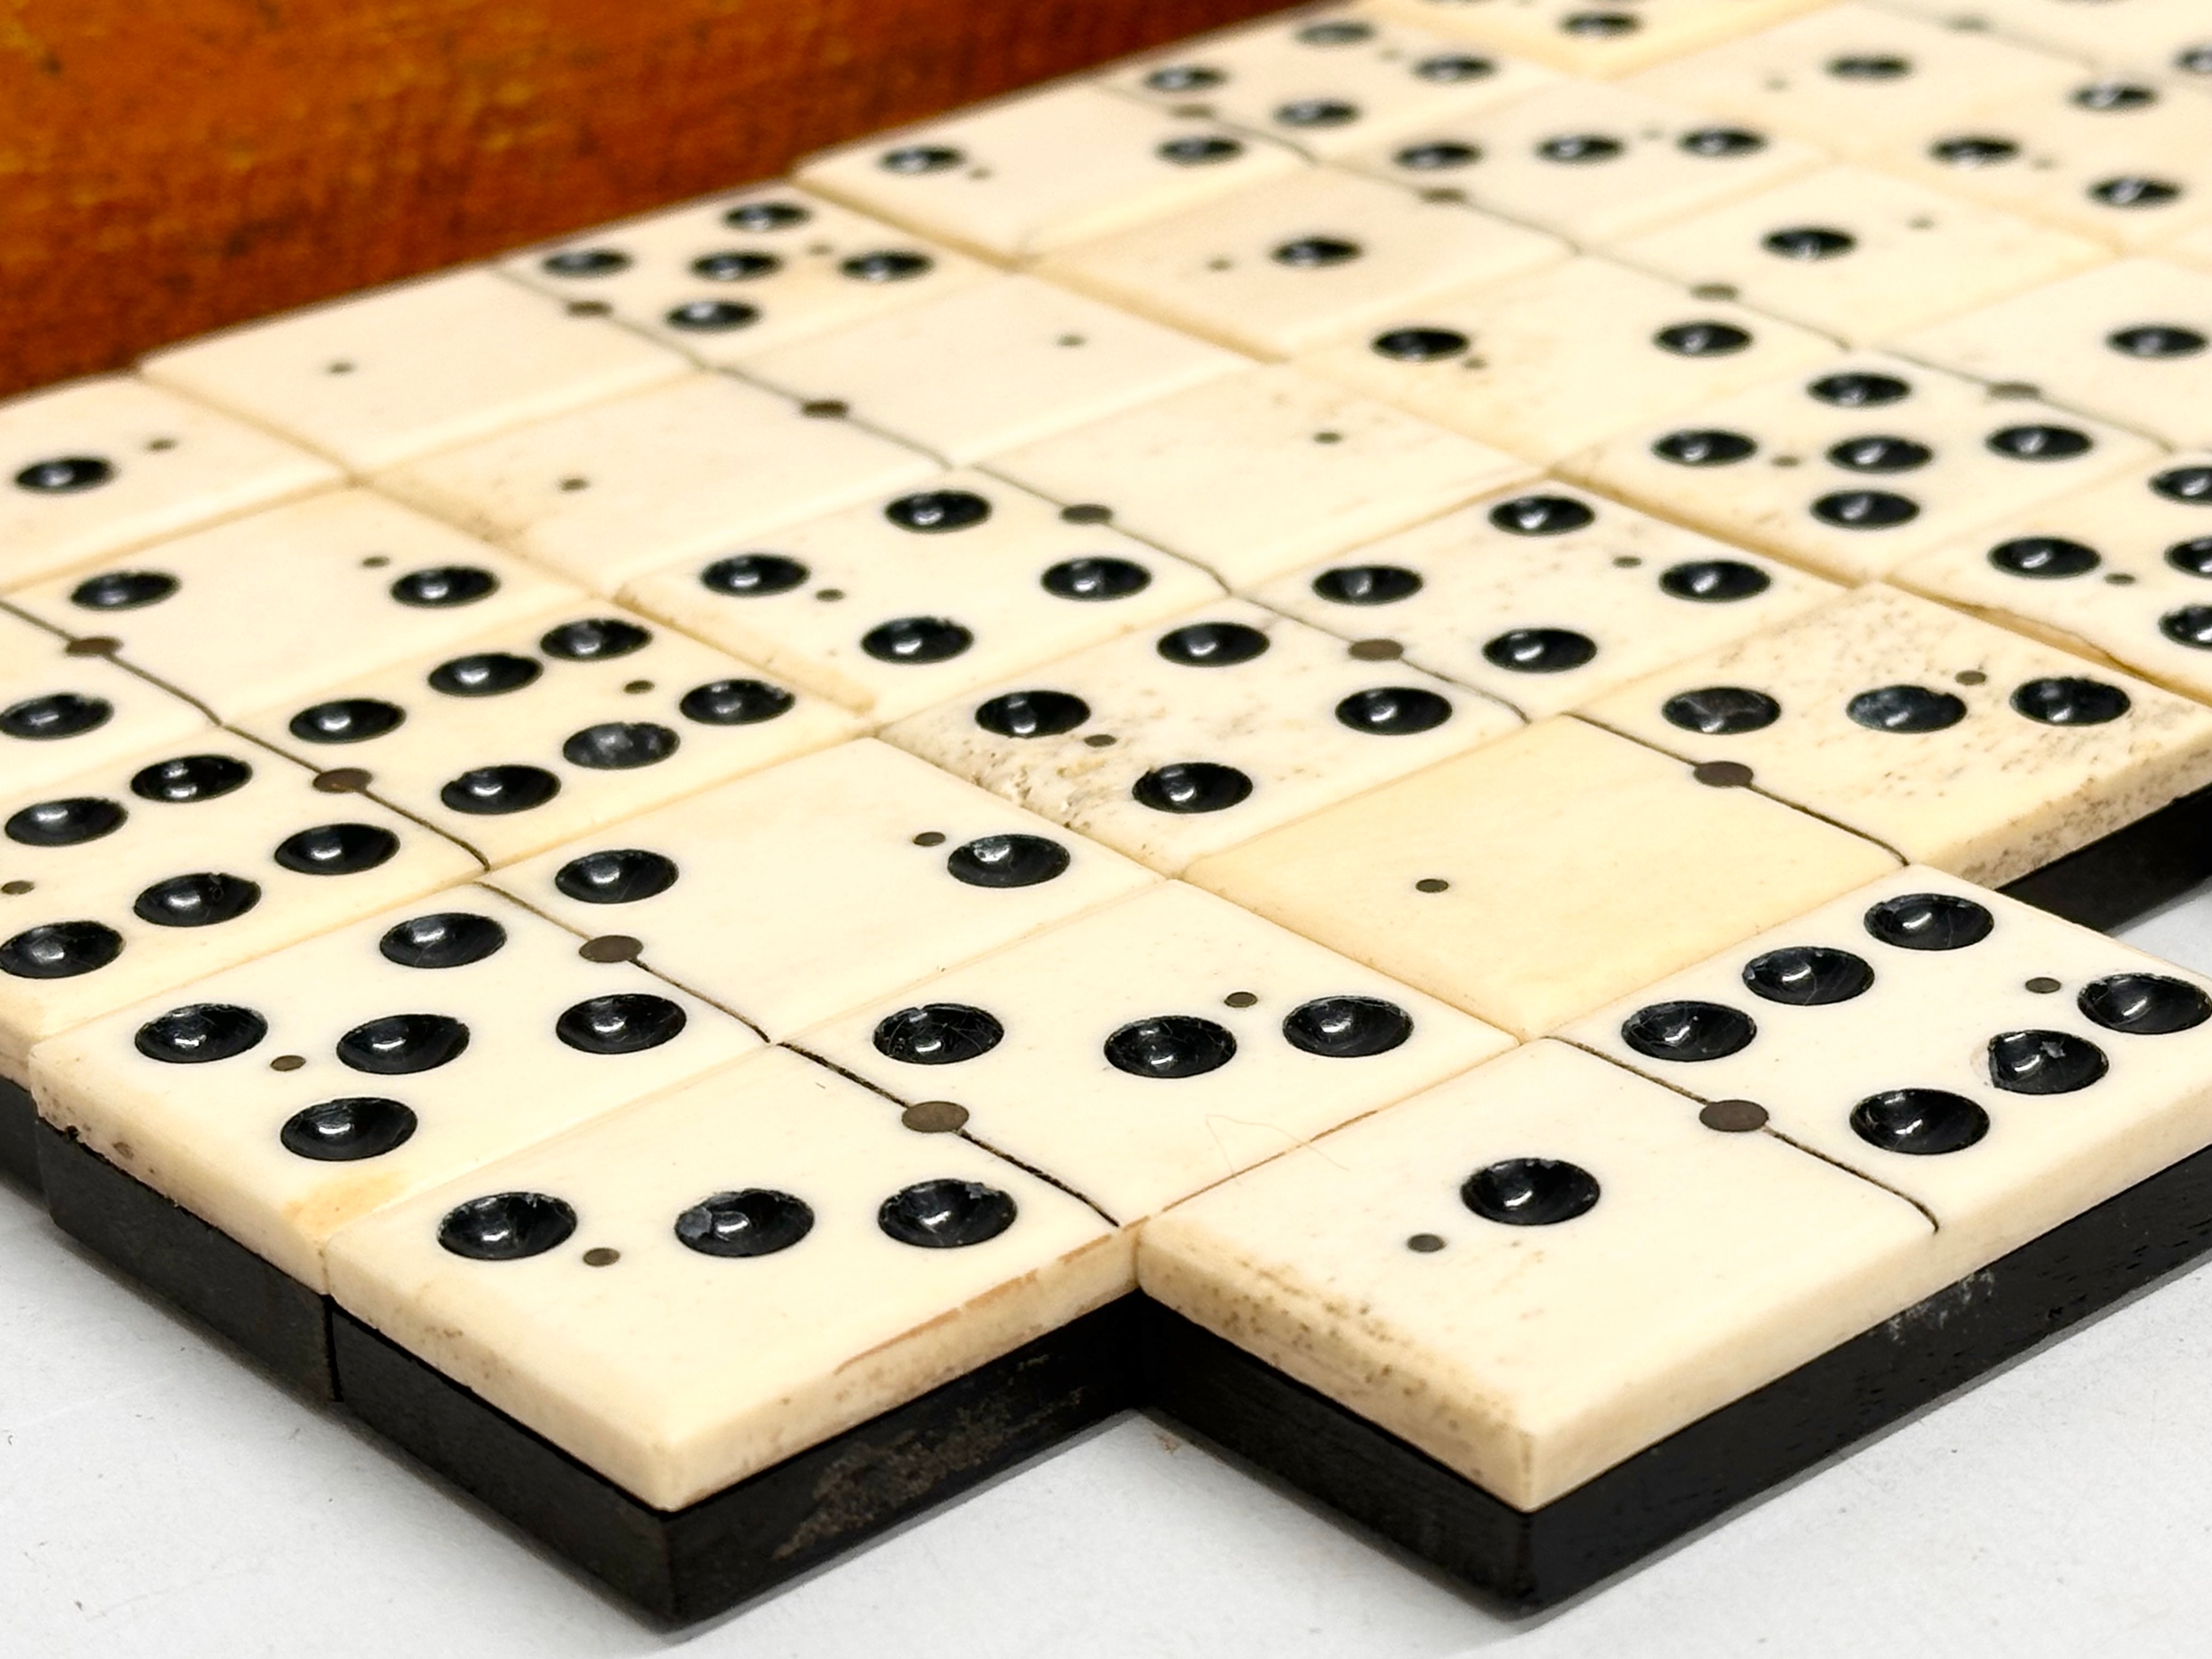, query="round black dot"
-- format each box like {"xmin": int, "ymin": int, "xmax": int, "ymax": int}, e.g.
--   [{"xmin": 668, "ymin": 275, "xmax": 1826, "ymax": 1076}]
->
[
  {"xmin": 71, "ymin": 570, "xmax": 176, "ymax": 610},
  {"xmin": 1988, "ymin": 424, "xmax": 2093, "ymax": 461},
  {"xmin": 1415, "ymin": 878, "xmax": 1449, "ymax": 894},
  {"xmin": 886, "ymin": 489, "xmax": 991, "ymax": 534},
  {"xmin": 1275, "ymin": 99, "xmax": 1359, "ymax": 129},
  {"xmin": 542, "ymin": 618, "xmax": 651, "ymax": 661},
  {"xmin": 702, "ymin": 553, "xmax": 810, "ymax": 597},
  {"xmin": 726, "ymin": 200, "xmax": 810, "ymax": 230},
  {"xmin": 1104, "ymin": 1014, "xmax": 1236, "ymax": 1079},
  {"xmin": 390, "ymin": 565, "xmax": 497, "ymax": 608},
  {"xmin": 1620, "ymin": 999, "xmax": 1756, "ymax": 1062},
  {"xmin": 273, "ymin": 822, "xmax": 399, "ymax": 874},
  {"xmin": 878, "ymin": 1179, "xmax": 1018, "ymax": 1249},
  {"xmin": 1865, "ymin": 891, "xmax": 1993, "ymax": 950},
  {"xmin": 1987, "ymin": 1028, "xmax": 2108, "ymax": 1094},
  {"xmin": 380, "ymin": 910, "xmax": 508, "ymax": 968},
  {"xmin": 2177, "ymin": 45, "xmax": 2212, "ymax": 75},
  {"xmin": 1653, "ymin": 428, "xmax": 1757, "ymax": 465},
  {"xmin": 2158, "ymin": 606, "xmax": 2212, "ymax": 649},
  {"xmin": 1417, "ymin": 52, "xmax": 1495, "ymax": 81},
  {"xmin": 1132, "ymin": 762, "xmax": 1254, "ymax": 814},
  {"xmin": 16, "ymin": 457, "xmax": 114, "ymax": 493},
  {"xmin": 428, "ymin": 652, "xmax": 541, "ymax": 696},
  {"xmin": 1158, "ymin": 134, "xmax": 1244, "ymax": 165},
  {"xmin": 1371, "ymin": 326, "xmax": 1470, "ymax": 361},
  {"xmin": 2090, "ymin": 176, "xmax": 2182, "ymax": 208},
  {"xmin": 556, "ymin": 993, "xmax": 686, "ymax": 1055},
  {"xmin": 1145, "ymin": 63, "xmax": 1222, "ymax": 91},
  {"xmin": 1562, "ymin": 12, "xmax": 1638, "ymax": 36},
  {"xmin": 841, "ymin": 250, "xmax": 934, "ymax": 282},
  {"xmin": 1489, "ymin": 494, "xmax": 1595, "ymax": 536},
  {"xmin": 947, "ymin": 833, "xmax": 1070, "ymax": 889},
  {"xmin": 2170, "ymin": 537, "xmax": 2212, "ymax": 578},
  {"xmin": 541, "ymin": 247, "xmax": 629, "ymax": 276},
  {"xmin": 1394, "ymin": 141, "xmax": 1479, "ymax": 171},
  {"xmin": 1041, "ymin": 557, "xmax": 1150, "ymax": 601},
  {"xmin": 1297, "ymin": 19, "xmax": 1371, "ymax": 42},
  {"xmin": 1483, "ymin": 627, "xmax": 1597, "ymax": 674},
  {"xmin": 1, "ymin": 693, "xmax": 111, "ymax": 741},
  {"xmin": 677, "ymin": 1189, "xmax": 815, "ymax": 1256},
  {"xmin": 1158, "ymin": 621, "xmax": 1269, "ymax": 666},
  {"xmin": 1828, "ymin": 52, "xmax": 1910, "ymax": 79},
  {"xmin": 1312, "ymin": 565, "xmax": 1421, "ymax": 605},
  {"xmin": 1827, "ymin": 435, "xmax": 1932, "ymax": 473},
  {"xmin": 1990, "ymin": 535, "xmax": 2099, "ymax": 579},
  {"xmin": 131, "ymin": 753, "xmax": 250, "ymax": 803},
  {"xmin": 1813, "ymin": 490, "xmax": 1920, "ymax": 530},
  {"xmin": 1335, "ymin": 687, "xmax": 1453, "ymax": 735},
  {"xmin": 862, "ymin": 617, "xmax": 972, "ymax": 664},
  {"xmin": 2108, "ymin": 324, "xmax": 2208, "ymax": 359},
  {"xmin": 563, "ymin": 721, "xmax": 679, "ymax": 770},
  {"xmin": 1272, "ymin": 235, "xmax": 1363, "ymax": 267},
  {"xmin": 134, "ymin": 1002, "xmax": 265, "ymax": 1063},
  {"xmin": 1846, "ymin": 684, "xmax": 1965, "ymax": 733},
  {"xmin": 1850, "ymin": 1088, "xmax": 1989, "ymax": 1156},
  {"xmin": 288, "ymin": 697, "xmax": 405, "ymax": 745},
  {"xmin": 1743, "ymin": 945, "xmax": 1874, "ymax": 1005},
  {"xmin": 0, "ymin": 919, "xmax": 123, "ymax": 979},
  {"xmin": 440, "ymin": 765, "xmax": 561, "ymax": 816},
  {"xmin": 1809, "ymin": 372, "xmax": 1912, "ymax": 407},
  {"xmin": 1931, "ymin": 134, "xmax": 2019, "ymax": 166},
  {"xmin": 692, "ymin": 250, "xmax": 780, "ymax": 281},
  {"xmin": 1654, "ymin": 320, "xmax": 1752, "ymax": 357},
  {"xmin": 1462, "ymin": 1158, "xmax": 1599, "ymax": 1225},
  {"xmin": 1280, "ymin": 995, "xmax": 1412, "ymax": 1058},
  {"xmin": 554, "ymin": 849, "xmax": 678, "ymax": 904},
  {"xmin": 664, "ymin": 300, "xmax": 759, "ymax": 333},
  {"xmin": 6, "ymin": 795, "xmax": 126, "ymax": 847},
  {"xmin": 132, "ymin": 872, "xmax": 260, "ymax": 928},
  {"xmin": 1678, "ymin": 127, "xmax": 1766, "ymax": 157},
  {"xmin": 1763, "ymin": 226, "xmax": 1855, "ymax": 260},
  {"xmin": 281, "ymin": 1097, "xmax": 419, "ymax": 1162},
  {"xmin": 439, "ymin": 1192, "xmax": 577, "ymax": 1261},
  {"xmin": 2076, "ymin": 80, "xmax": 2156, "ymax": 111},
  {"xmin": 873, "ymin": 1002, "xmax": 1003, "ymax": 1065},
  {"xmin": 2153, "ymin": 465, "xmax": 2212, "ymax": 504},
  {"xmin": 974, "ymin": 688, "xmax": 1089, "ymax": 738},
  {"xmin": 680, "ymin": 678, "xmax": 794, "ymax": 725},
  {"xmin": 2011, "ymin": 676, "xmax": 2129, "ymax": 726},
  {"xmin": 337, "ymin": 1012, "xmax": 470, "ymax": 1075},
  {"xmin": 1659, "ymin": 559, "xmax": 1770, "ymax": 602},
  {"xmin": 2079, "ymin": 972, "xmax": 2212, "ymax": 1035},
  {"xmin": 1663, "ymin": 685, "xmax": 1781, "ymax": 734}
]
